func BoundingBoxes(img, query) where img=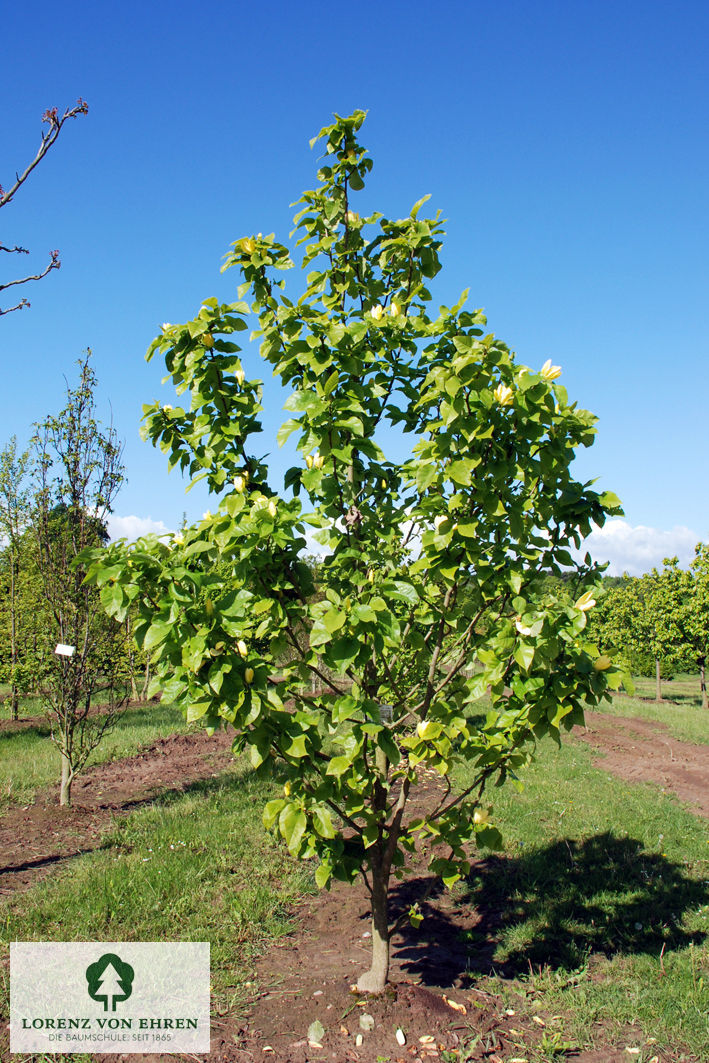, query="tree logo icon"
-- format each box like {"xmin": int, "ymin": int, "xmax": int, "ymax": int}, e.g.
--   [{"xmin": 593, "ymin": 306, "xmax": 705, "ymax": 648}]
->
[{"xmin": 85, "ymin": 953, "xmax": 135, "ymax": 1012}]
